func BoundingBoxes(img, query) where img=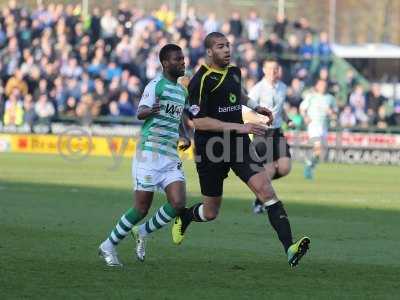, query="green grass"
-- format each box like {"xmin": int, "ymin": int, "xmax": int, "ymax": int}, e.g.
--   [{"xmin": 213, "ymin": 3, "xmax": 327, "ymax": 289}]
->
[{"xmin": 0, "ymin": 153, "xmax": 399, "ymax": 299}]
